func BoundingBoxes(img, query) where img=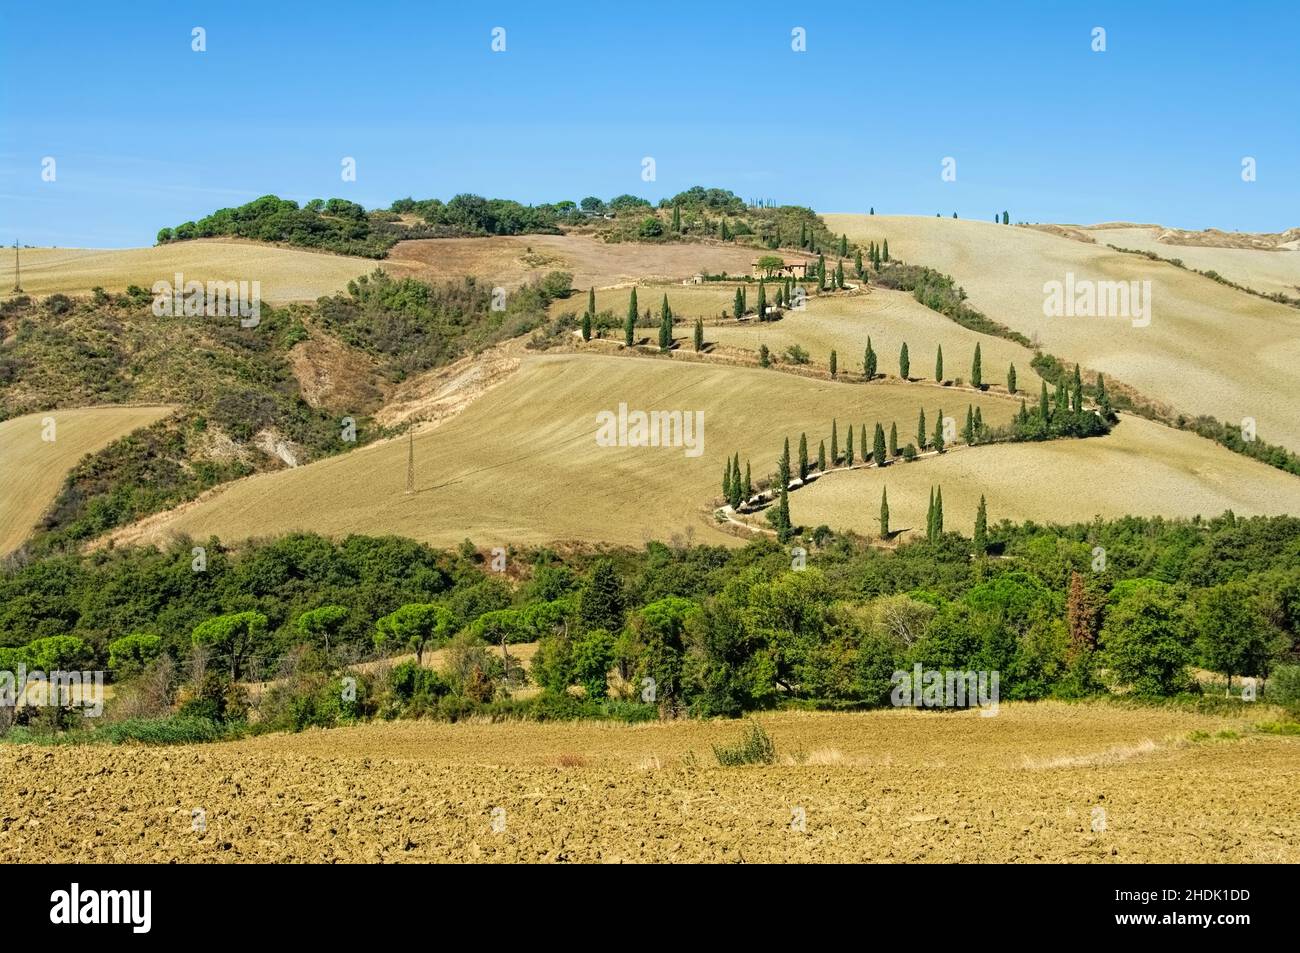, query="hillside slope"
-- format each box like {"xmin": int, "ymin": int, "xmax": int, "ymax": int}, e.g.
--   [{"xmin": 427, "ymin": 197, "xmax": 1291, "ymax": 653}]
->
[
  {"xmin": 826, "ymin": 214, "xmax": 1300, "ymax": 452},
  {"xmin": 100, "ymin": 352, "xmax": 1020, "ymax": 550},
  {"xmin": 0, "ymin": 405, "xmax": 174, "ymax": 554}
]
